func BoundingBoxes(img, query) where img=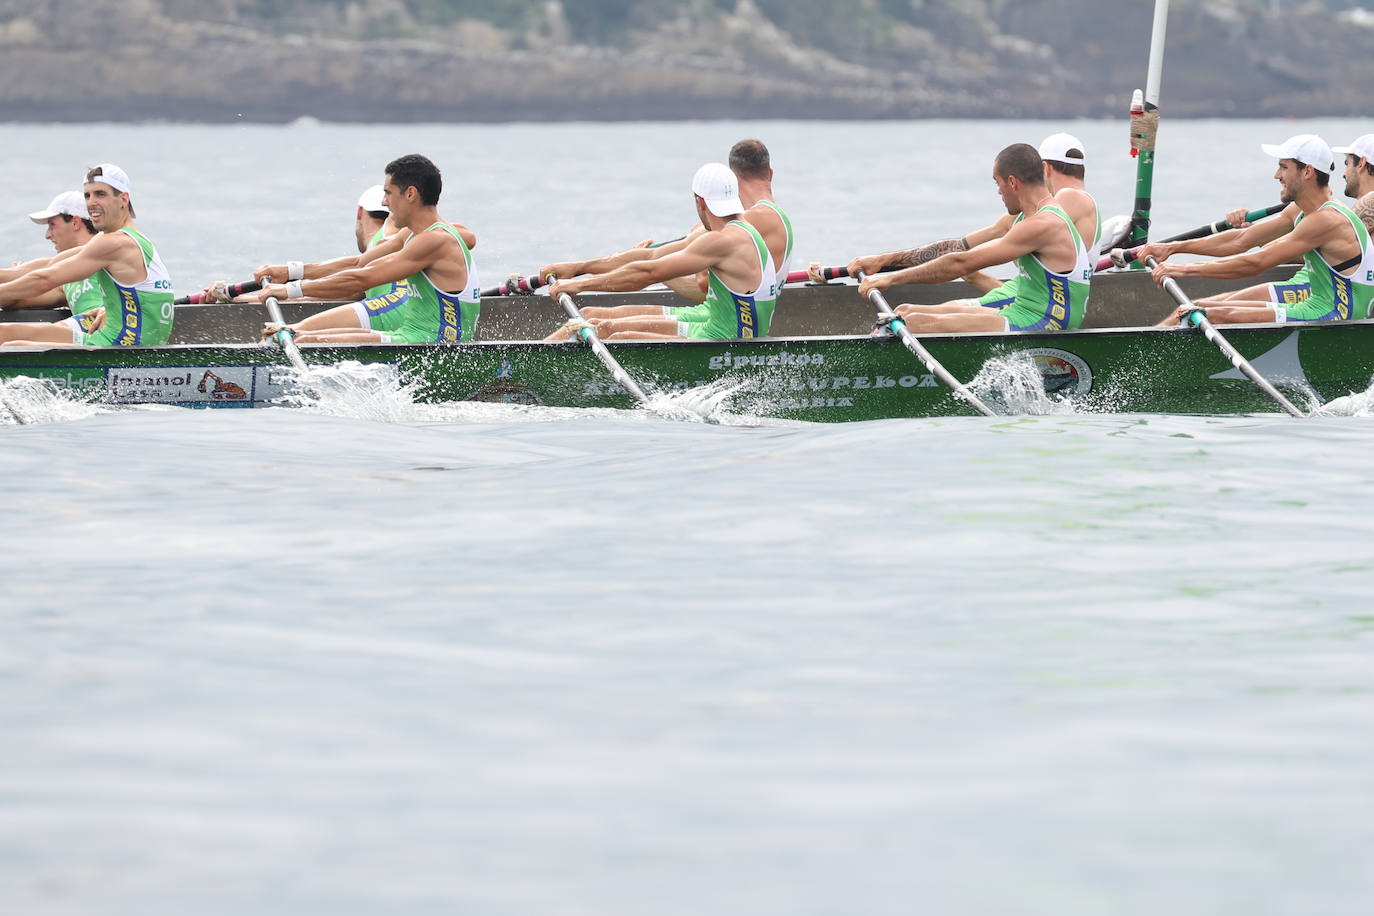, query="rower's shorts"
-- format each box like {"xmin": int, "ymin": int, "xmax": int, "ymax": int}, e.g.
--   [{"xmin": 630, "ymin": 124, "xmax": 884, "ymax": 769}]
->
[
  {"xmin": 1265, "ymin": 268, "xmax": 1311, "ymax": 307},
  {"xmin": 664, "ymin": 303, "xmax": 709, "ymax": 321},
  {"xmin": 351, "ymin": 283, "xmax": 411, "ymax": 333},
  {"xmin": 60, "ymin": 311, "xmax": 107, "ymax": 345},
  {"xmin": 956, "ymin": 278, "xmax": 1019, "ymax": 310},
  {"xmin": 1272, "ymin": 297, "xmax": 1343, "ymax": 323}
]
